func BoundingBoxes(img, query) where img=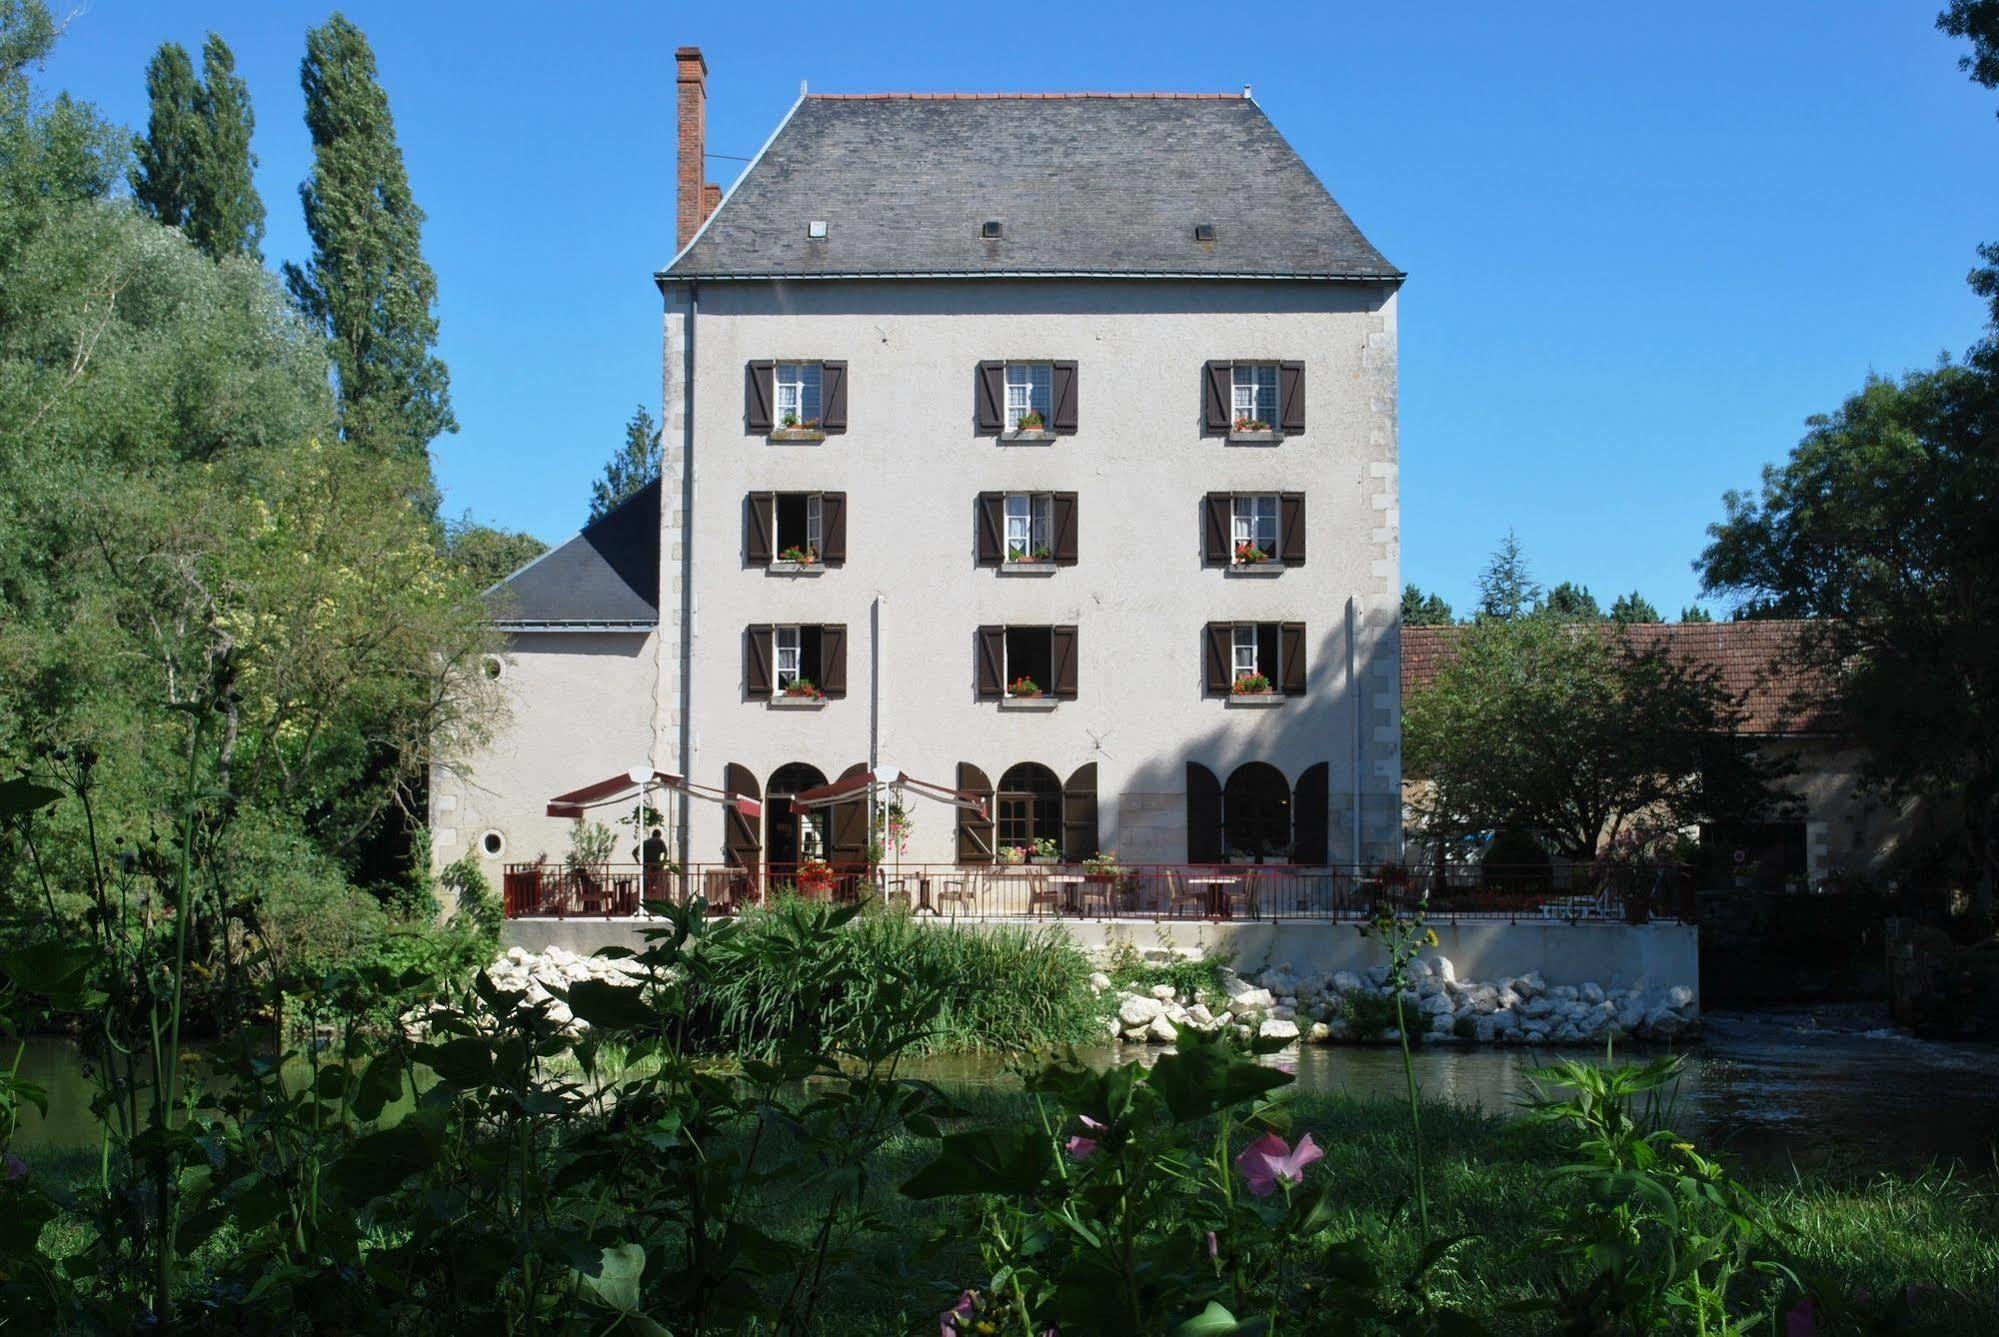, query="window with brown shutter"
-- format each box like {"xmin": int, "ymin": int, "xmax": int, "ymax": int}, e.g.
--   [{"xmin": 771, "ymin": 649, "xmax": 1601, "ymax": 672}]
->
[
  {"xmin": 819, "ymin": 624, "xmax": 847, "ymax": 697},
  {"xmin": 1277, "ymin": 361, "xmax": 1305, "ymax": 434},
  {"xmin": 745, "ymin": 492, "xmax": 774, "ymax": 565},
  {"xmin": 1202, "ymin": 361, "xmax": 1232, "ymax": 435},
  {"xmin": 820, "ymin": 492, "xmax": 847, "ymax": 565},
  {"xmin": 771, "ymin": 494, "xmax": 826, "ymax": 564},
  {"xmin": 830, "ymin": 762, "xmax": 869, "ymax": 864},
  {"xmin": 745, "ymin": 625, "xmax": 774, "ymax": 699},
  {"xmin": 1280, "ymin": 622, "xmax": 1307, "ymax": 696},
  {"xmin": 975, "ymin": 362, "xmax": 1005, "ymax": 434},
  {"xmin": 723, "ymin": 763, "xmax": 762, "ymax": 869},
  {"xmin": 1279, "ymin": 493, "xmax": 1306, "ymax": 565},
  {"xmin": 1051, "ymin": 494, "xmax": 1078, "ymax": 565},
  {"xmin": 1051, "ymin": 361, "xmax": 1078, "ymax": 433},
  {"xmin": 1050, "ymin": 625, "xmax": 1078, "ymax": 699},
  {"xmin": 745, "ymin": 361, "xmax": 775, "ymax": 433},
  {"xmin": 1062, "ymin": 762, "xmax": 1098, "ymax": 860},
  {"xmin": 975, "ymin": 493, "xmax": 1004, "ymax": 565},
  {"xmin": 820, "ymin": 360, "xmax": 848, "ymax": 433},
  {"xmin": 1203, "ymin": 493, "xmax": 1231, "ymax": 566},
  {"xmin": 957, "ymin": 762, "xmax": 995, "ymax": 862},
  {"xmin": 975, "ymin": 626, "xmax": 1005, "ymax": 698},
  {"xmin": 1186, "ymin": 762, "xmax": 1223, "ymax": 862}
]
